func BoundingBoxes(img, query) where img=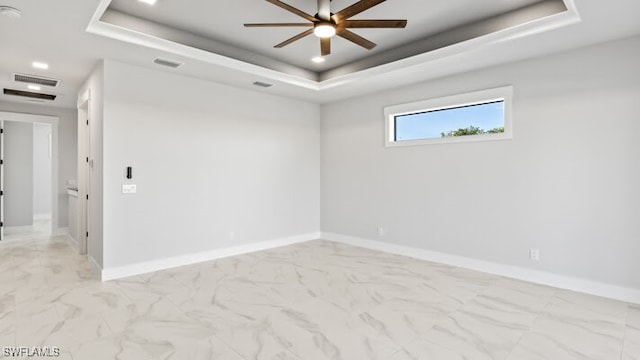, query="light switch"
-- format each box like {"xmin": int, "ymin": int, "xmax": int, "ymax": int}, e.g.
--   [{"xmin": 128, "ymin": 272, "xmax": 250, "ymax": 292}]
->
[{"xmin": 122, "ymin": 184, "xmax": 137, "ymax": 194}]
